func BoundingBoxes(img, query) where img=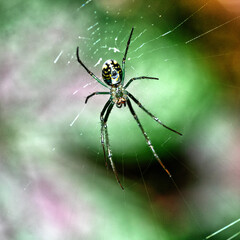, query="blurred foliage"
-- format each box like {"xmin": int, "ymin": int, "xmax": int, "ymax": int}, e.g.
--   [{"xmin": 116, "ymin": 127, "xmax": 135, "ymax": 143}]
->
[{"xmin": 0, "ymin": 0, "xmax": 240, "ymax": 239}]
